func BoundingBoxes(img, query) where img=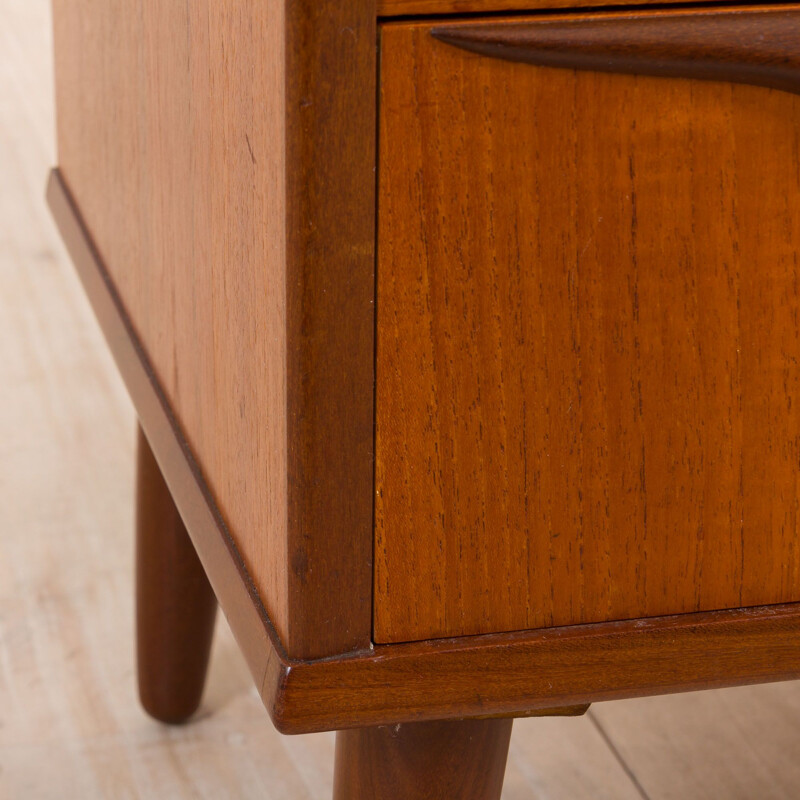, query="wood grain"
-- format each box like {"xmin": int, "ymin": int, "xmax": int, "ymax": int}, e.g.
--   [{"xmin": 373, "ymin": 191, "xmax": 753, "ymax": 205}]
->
[
  {"xmin": 51, "ymin": 0, "xmax": 374, "ymax": 660},
  {"xmin": 48, "ymin": 170, "xmax": 800, "ymax": 734},
  {"xmin": 11, "ymin": 4, "xmax": 800, "ymax": 792},
  {"xmin": 277, "ymin": 603, "xmax": 800, "ymax": 734},
  {"xmin": 375, "ymin": 17, "xmax": 800, "ymax": 643},
  {"xmin": 376, "ymin": 0, "xmax": 757, "ymax": 19},
  {"xmin": 332, "ymin": 719, "xmax": 513, "ymax": 799},
  {"xmin": 283, "ymin": 0, "xmax": 376, "ymax": 659},
  {"xmin": 46, "ymin": 169, "xmax": 285, "ymax": 722},
  {"xmin": 432, "ymin": 6, "xmax": 800, "ymax": 97}
]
